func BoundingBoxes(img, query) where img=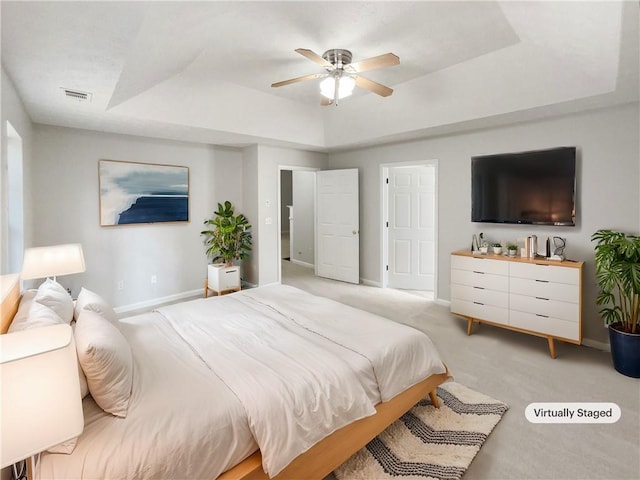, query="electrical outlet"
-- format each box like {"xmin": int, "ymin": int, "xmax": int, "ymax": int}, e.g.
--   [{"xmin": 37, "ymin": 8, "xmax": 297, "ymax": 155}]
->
[
  {"xmin": 151, "ymin": 275, "xmax": 157, "ymax": 284},
  {"xmin": 117, "ymin": 280, "xmax": 124, "ymax": 290}
]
